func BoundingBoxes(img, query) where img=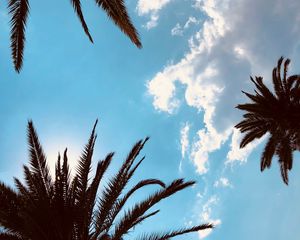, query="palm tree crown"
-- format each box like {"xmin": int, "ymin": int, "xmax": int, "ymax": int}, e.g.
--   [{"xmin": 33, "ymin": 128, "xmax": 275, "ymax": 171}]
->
[
  {"xmin": 0, "ymin": 120, "xmax": 213, "ymax": 239},
  {"xmin": 8, "ymin": 0, "xmax": 141, "ymax": 72},
  {"xmin": 235, "ymin": 57, "xmax": 300, "ymax": 184}
]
